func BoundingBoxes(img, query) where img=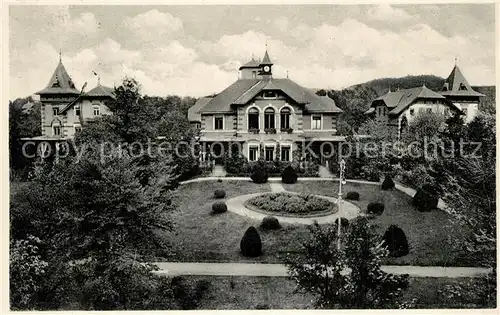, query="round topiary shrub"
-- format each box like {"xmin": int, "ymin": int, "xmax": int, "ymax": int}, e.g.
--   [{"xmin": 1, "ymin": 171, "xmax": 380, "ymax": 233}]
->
[
  {"xmin": 382, "ymin": 225, "xmax": 409, "ymax": 257},
  {"xmin": 367, "ymin": 202, "xmax": 384, "ymax": 216},
  {"xmin": 412, "ymin": 184, "xmax": 439, "ymax": 212},
  {"xmin": 251, "ymin": 164, "xmax": 268, "ymax": 184},
  {"xmin": 214, "ymin": 189, "xmax": 226, "ymax": 199},
  {"xmin": 212, "ymin": 201, "xmax": 227, "ymax": 214},
  {"xmin": 240, "ymin": 226, "xmax": 262, "ymax": 257},
  {"xmin": 260, "ymin": 216, "xmax": 281, "ymax": 230},
  {"xmin": 281, "ymin": 165, "xmax": 298, "ymax": 184},
  {"xmin": 346, "ymin": 191, "xmax": 360, "ymax": 200},
  {"xmin": 334, "ymin": 217, "xmax": 349, "ymax": 228},
  {"xmin": 217, "ymin": 178, "xmax": 223, "ymax": 182},
  {"xmin": 381, "ymin": 176, "xmax": 395, "ymax": 190}
]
